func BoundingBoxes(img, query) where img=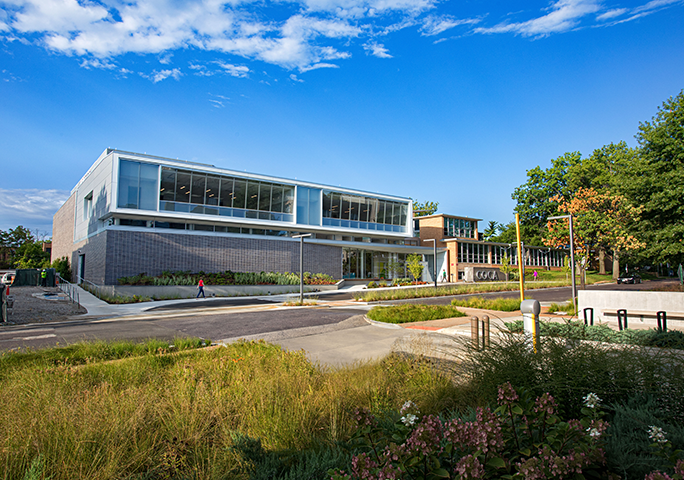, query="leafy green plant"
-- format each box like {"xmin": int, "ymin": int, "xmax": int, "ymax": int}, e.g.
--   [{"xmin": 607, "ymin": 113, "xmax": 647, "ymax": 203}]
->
[{"xmin": 330, "ymin": 384, "xmax": 610, "ymax": 479}]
